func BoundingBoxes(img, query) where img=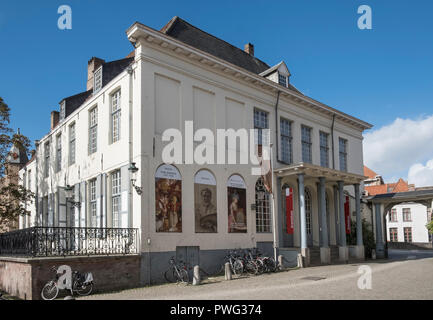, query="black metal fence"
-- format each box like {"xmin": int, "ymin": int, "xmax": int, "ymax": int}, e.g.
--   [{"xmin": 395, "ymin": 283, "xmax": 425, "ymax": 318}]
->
[{"xmin": 0, "ymin": 227, "xmax": 138, "ymax": 257}]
